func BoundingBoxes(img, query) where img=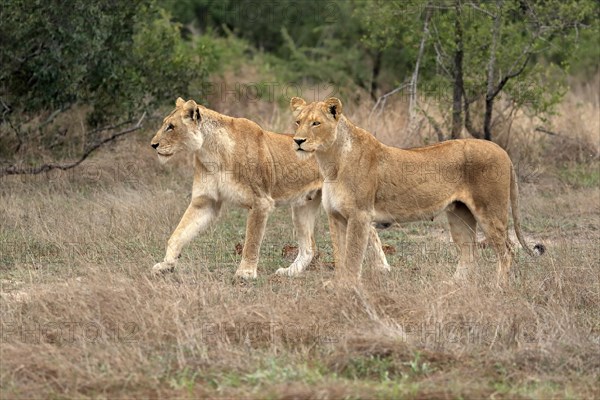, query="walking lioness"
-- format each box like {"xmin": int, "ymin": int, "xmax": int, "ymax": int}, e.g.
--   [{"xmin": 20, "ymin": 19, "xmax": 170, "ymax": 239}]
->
[
  {"xmin": 290, "ymin": 97, "xmax": 543, "ymax": 287},
  {"xmin": 150, "ymin": 98, "xmax": 389, "ymax": 278}
]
